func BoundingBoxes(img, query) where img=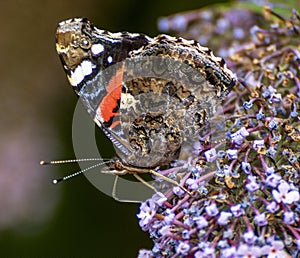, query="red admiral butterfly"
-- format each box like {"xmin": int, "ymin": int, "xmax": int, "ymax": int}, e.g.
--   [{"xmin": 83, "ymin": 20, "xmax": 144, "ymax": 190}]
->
[{"xmin": 53, "ymin": 18, "xmax": 236, "ymax": 197}]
